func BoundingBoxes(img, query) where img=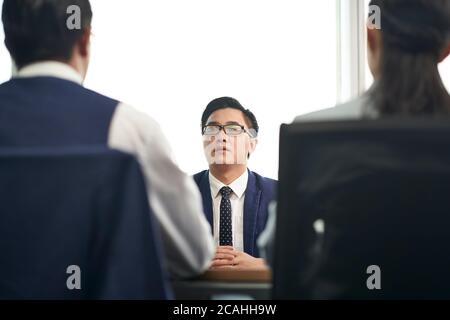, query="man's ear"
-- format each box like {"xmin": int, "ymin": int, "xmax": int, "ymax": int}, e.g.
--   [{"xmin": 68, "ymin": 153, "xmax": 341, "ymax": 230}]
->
[
  {"xmin": 438, "ymin": 42, "xmax": 450, "ymax": 63},
  {"xmin": 77, "ymin": 27, "xmax": 91, "ymax": 57},
  {"xmin": 248, "ymin": 138, "xmax": 258, "ymax": 157}
]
